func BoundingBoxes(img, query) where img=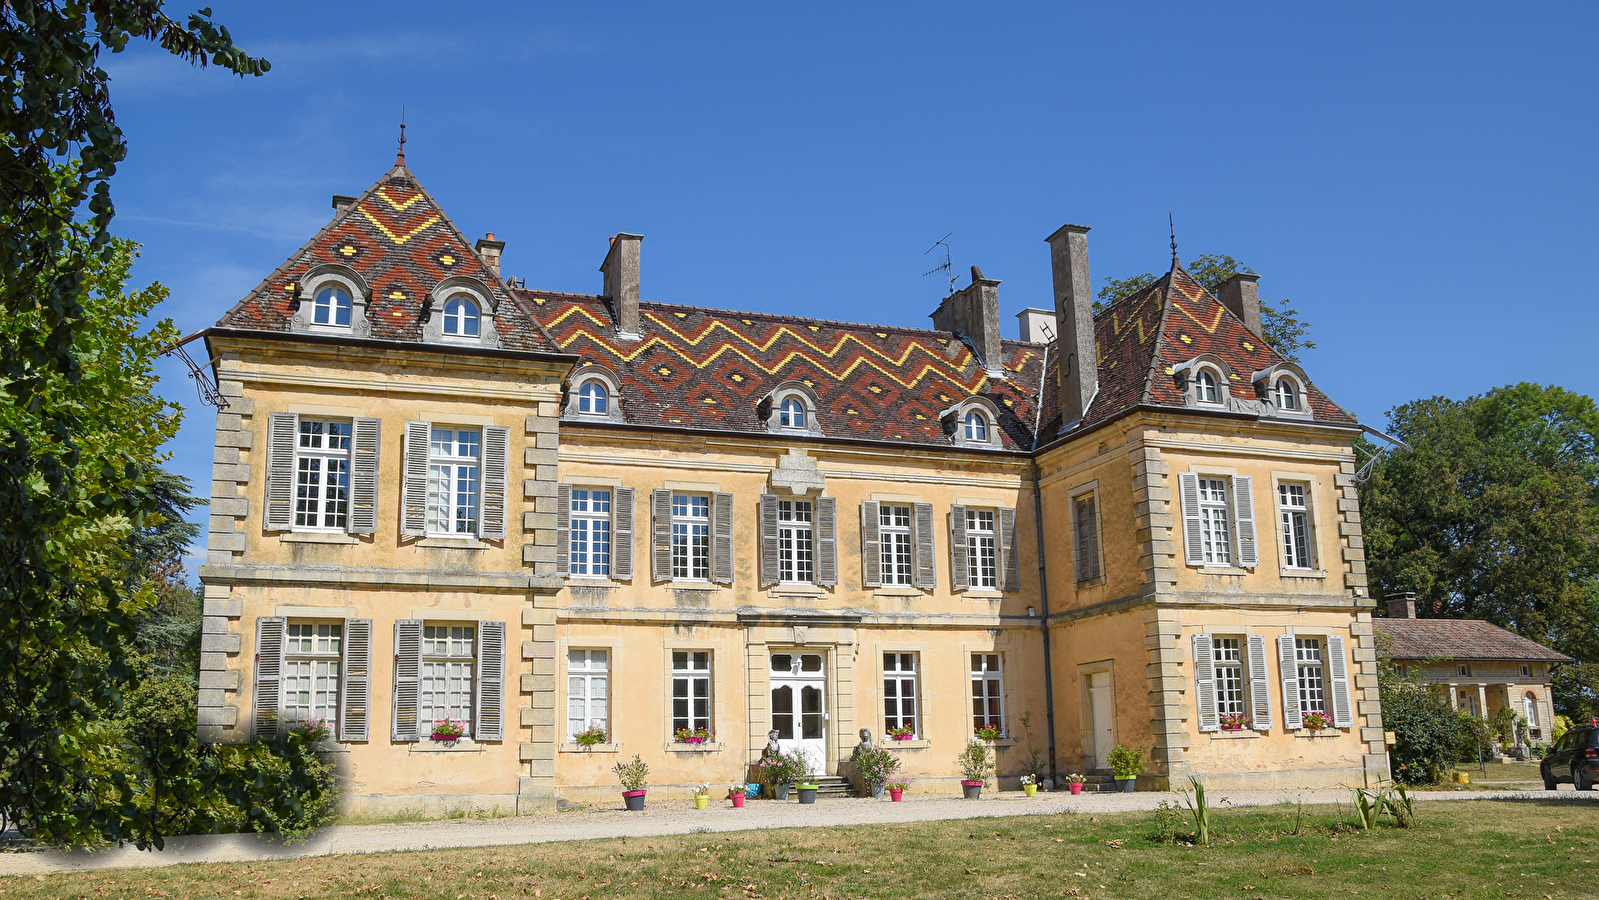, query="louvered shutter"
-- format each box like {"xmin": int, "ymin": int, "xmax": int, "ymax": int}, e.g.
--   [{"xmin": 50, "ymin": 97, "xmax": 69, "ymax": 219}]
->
[
  {"xmin": 254, "ymin": 617, "xmax": 286, "ymax": 737},
  {"xmin": 1279, "ymin": 634, "xmax": 1303, "ymax": 730},
  {"xmin": 1247, "ymin": 633, "xmax": 1273, "ymax": 730},
  {"xmin": 1327, "ymin": 634, "xmax": 1353, "ymax": 728},
  {"xmin": 555, "ymin": 484, "xmax": 572, "ymax": 577},
  {"xmin": 265, "ymin": 413, "xmax": 298, "ymax": 530},
  {"xmin": 339, "ymin": 618, "xmax": 372, "ymax": 742},
  {"xmin": 759, "ymin": 494, "xmax": 780, "ymax": 586},
  {"xmin": 913, "ymin": 502, "xmax": 936, "ymax": 589},
  {"xmin": 651, "ymin": 489, "xmax": 673, "ymax": 581},
  {"xmin": 998, "ymin": 506, "xmax": 1020, "ymax": 592},
  {"xmin": 949, "ymin": 504, "xmax": 969, "ymax": 591},
  {"xmin": 478, "ymin": 425, "xmax": 509, "ymax": 540},
  {"xmin": 1076, "ymin": 495, "xmax": 1101, "ymax": 582},
  {"xmin": 613, "ymin": 487, "xmax": 635, "ymax": 579},
  {"xmin": 816, "ymin": 496, "xmax": 838, "ymax": 586},
  {"xmin": 712, "ymin": 492, "xmax": 734, "ymax": 584},
  {"xmin": 393, "ymin": 619, "xmax": 423, "ymax": 741},
  {"xmin": 401, "ymin": 421, "xmax": 430, "ymax": 537},
  {"xmin": 349, "ymin": 417, "xmax": 380, "ymax": 534},
  {"xmin": 1192, "ymin": 633, "xmax": 1218, "ymax": 732},
  {"xmin": 1179, "ymin": 472, "xmax": 1204, "ymax": 566},
  {"xmin": 1233, "ymin": 474, "xmax": 1258, "ymax": 568},
  {"xmin": 860, "ymin": 501, "xmax": 882, "ymax": 588},
  {"xmin": 475, "ymin": 621, "xmax": 506, "ymax": 741}
]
